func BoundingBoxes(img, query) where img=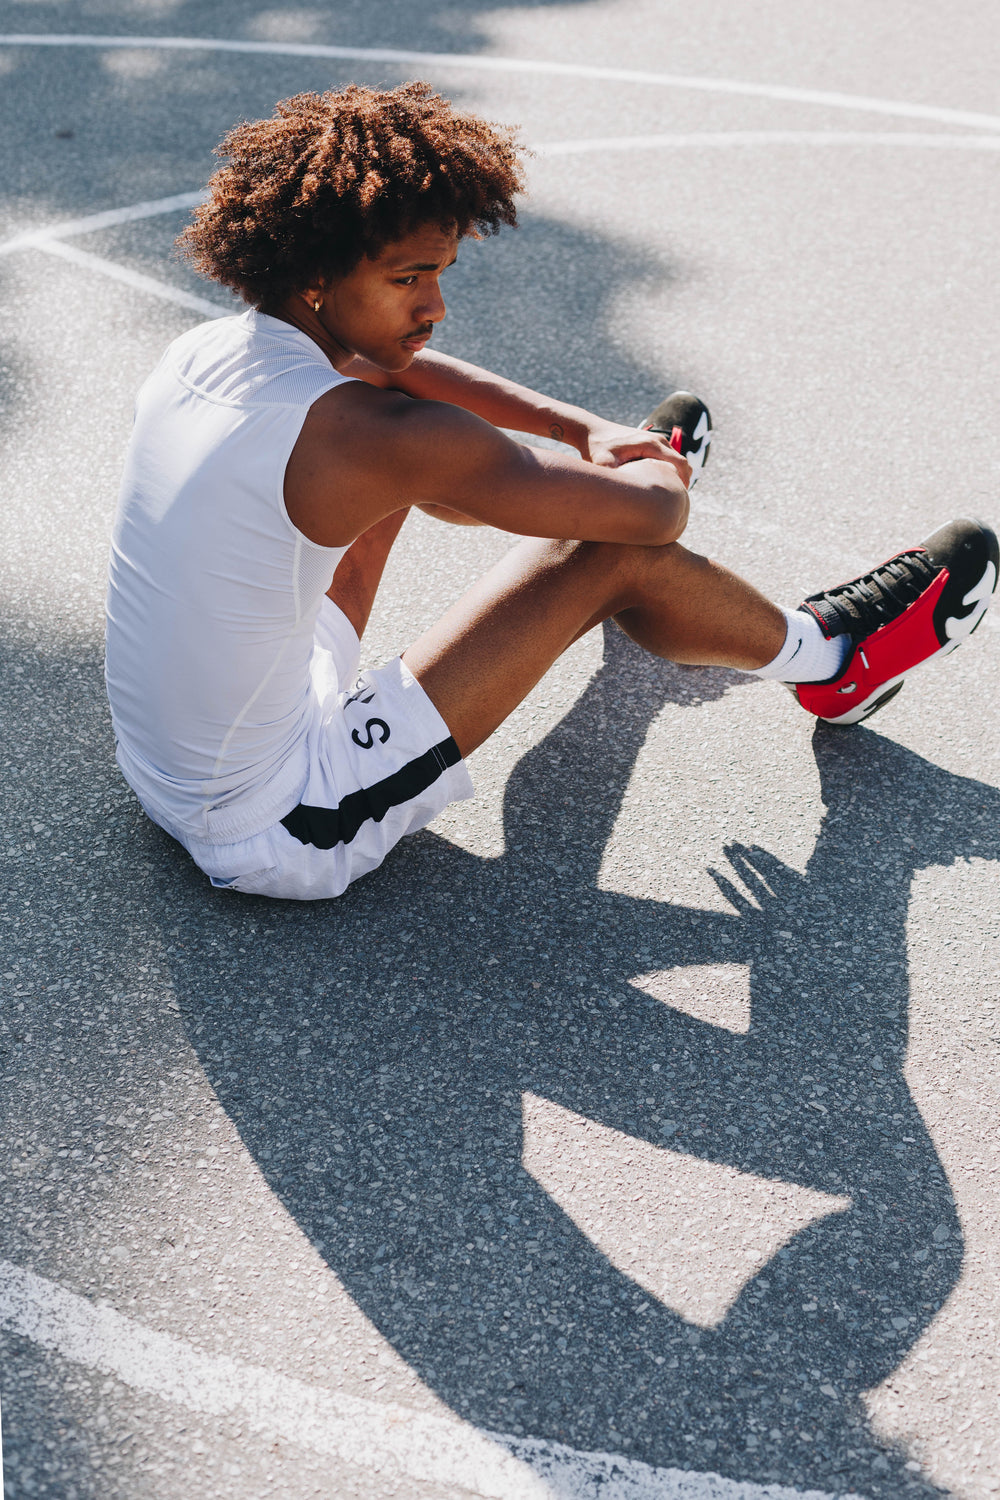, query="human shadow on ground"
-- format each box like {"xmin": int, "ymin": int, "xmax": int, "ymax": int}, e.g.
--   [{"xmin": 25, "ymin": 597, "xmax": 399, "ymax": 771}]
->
[
  {"xmin": 436, "ymin": 216, "xmax": 677, "ymax": 418},
  {"xmin": 159, "ymin": 621, "xmax": 999, "ymax": 1499},
  {"xmin": 3, "ymin": 10, "xmax": 988, "ymax": 1495}
]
